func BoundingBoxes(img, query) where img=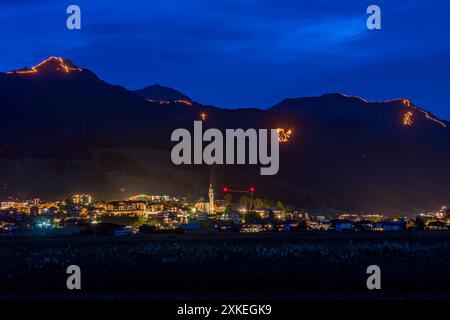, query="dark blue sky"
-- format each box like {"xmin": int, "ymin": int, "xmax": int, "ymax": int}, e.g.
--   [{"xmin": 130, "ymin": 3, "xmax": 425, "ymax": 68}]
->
[{"xmin": 1, "ymin": 0, "xmax": 449, "ymax": 119}]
